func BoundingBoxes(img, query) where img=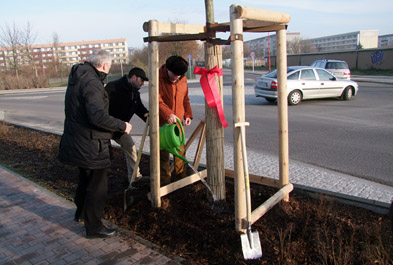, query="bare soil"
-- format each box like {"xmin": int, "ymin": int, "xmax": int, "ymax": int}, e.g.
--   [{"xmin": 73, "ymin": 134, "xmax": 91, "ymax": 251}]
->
[{"xmin": 0, "ymin": 123, "xmax": 392, "ymax": 265}]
